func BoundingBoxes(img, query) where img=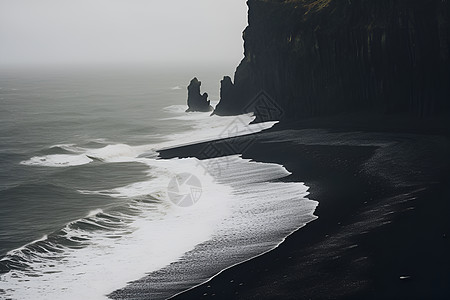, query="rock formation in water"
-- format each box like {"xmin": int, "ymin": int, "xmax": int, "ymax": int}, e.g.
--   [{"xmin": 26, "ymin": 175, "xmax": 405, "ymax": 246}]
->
[
  {"xmin": 214, "ymin": 0, "xmax": 450, "ymax": 120},
  {"xmin": 186, "ymin": 77, "xmax": 213, "ymax": 112},
  {"xmin": 214, "ymin": 76, "xmax": 235, "ymax": 115}
]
